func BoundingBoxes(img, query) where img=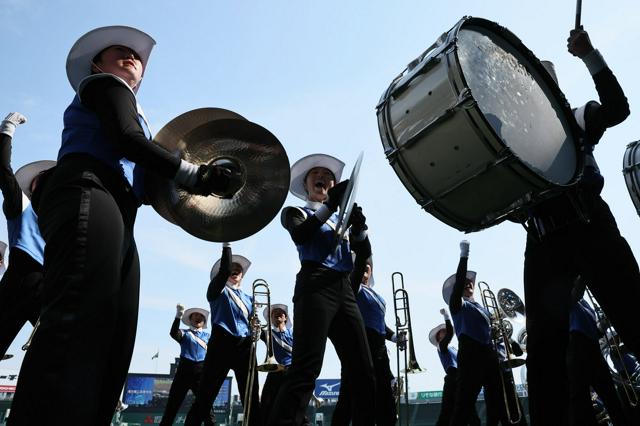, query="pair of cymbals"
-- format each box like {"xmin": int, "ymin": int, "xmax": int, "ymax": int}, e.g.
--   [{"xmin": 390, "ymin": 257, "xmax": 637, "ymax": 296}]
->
[{"xmin": 145, "ymin": 108, "xmax": 290, "ymax": 242}]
